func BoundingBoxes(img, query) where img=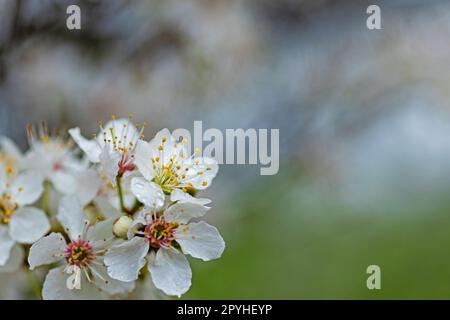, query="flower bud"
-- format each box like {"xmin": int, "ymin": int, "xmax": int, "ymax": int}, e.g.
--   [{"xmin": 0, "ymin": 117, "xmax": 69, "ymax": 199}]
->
[{"xmin": 113, "ymin": 216, "xmax": 133, "ymax": 239}]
